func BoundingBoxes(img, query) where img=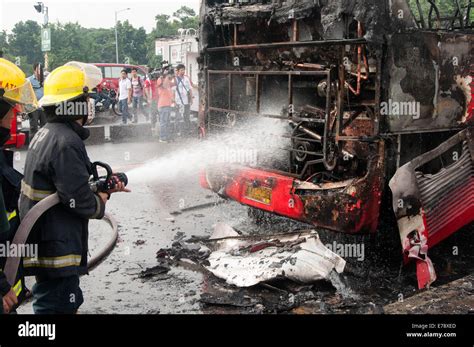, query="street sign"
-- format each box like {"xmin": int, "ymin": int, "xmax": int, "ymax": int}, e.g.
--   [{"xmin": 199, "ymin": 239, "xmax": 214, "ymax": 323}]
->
[{"xmin": 41, "ymin": 28, "xmax": 51, "ymax": 52}]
